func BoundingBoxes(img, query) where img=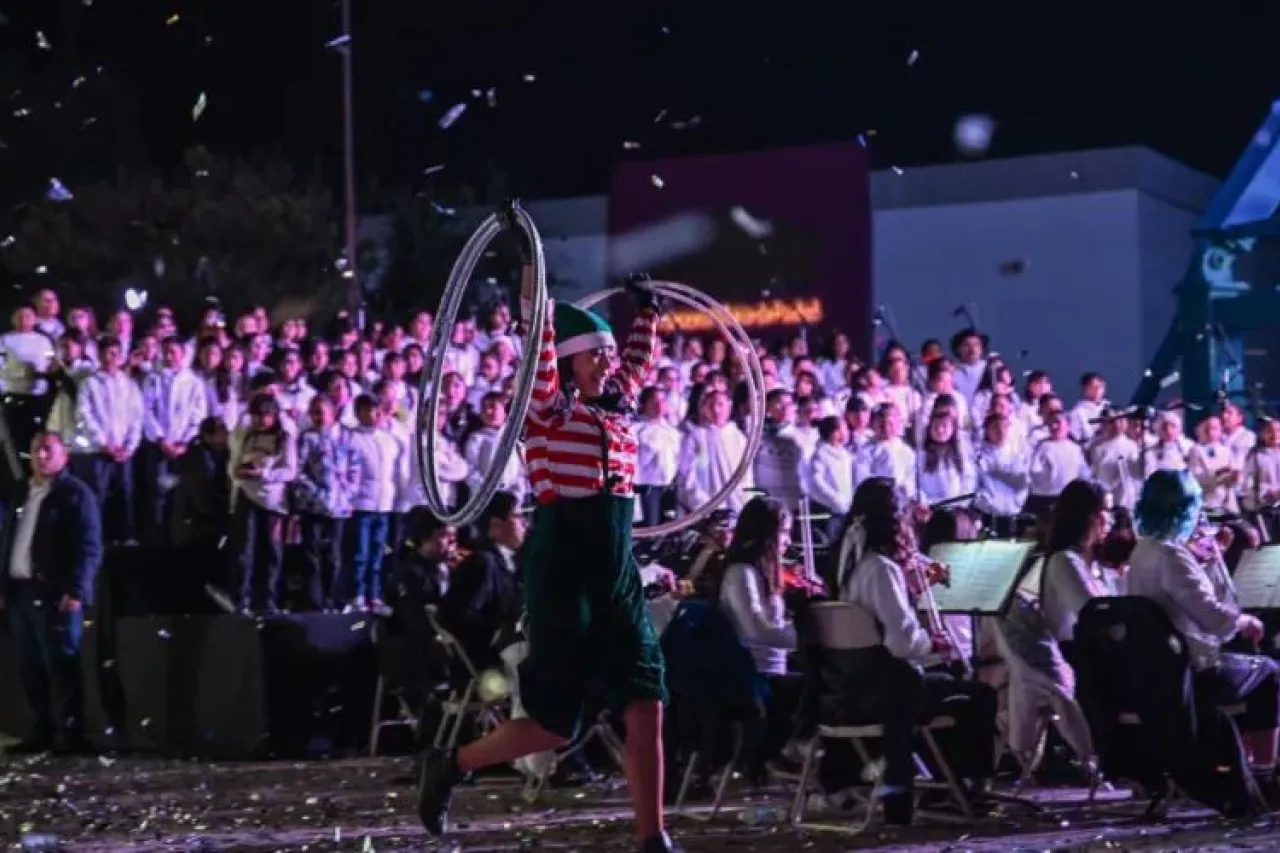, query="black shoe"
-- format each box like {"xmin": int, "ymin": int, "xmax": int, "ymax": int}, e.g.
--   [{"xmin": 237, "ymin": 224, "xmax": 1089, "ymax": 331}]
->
[
  {"xmin": 639, "ymin": 831, "xmax": 682, "ymax": 853},
  {"xmin": 416, "ymin": 747, "xmax": 463, "ymax": 836}
]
